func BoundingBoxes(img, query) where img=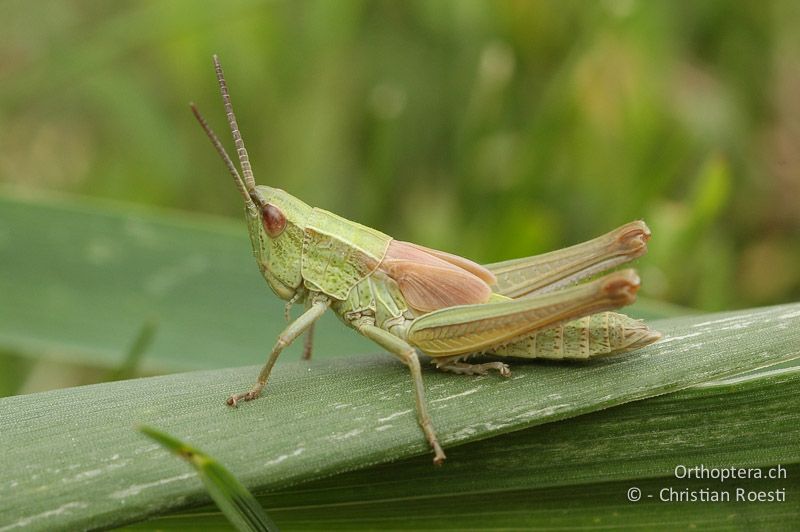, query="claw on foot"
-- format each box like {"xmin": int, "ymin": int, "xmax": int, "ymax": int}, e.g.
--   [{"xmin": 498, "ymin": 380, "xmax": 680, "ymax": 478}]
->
[
  {"xmin": 433, "ymin": 447, "xmax": 447, "ymax": 466},
  {"xmin": 481, "ymin": 361, "xmax": 511, "ymax": 377},
  {"xmin": 434, "ymin": 359, "xmax": 512, "ymax": 377},
  {"xmin": 226, "ymin": 390, "xmax": 259, "ymax": 407}
]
